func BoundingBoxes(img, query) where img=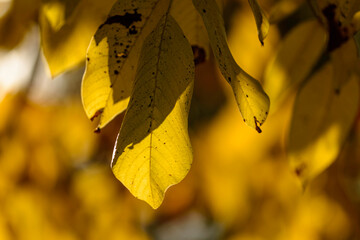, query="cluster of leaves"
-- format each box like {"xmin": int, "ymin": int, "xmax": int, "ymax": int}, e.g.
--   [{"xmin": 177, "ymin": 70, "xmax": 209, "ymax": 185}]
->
[
  {"xmin": 1, "ymin": 0, "xmax": 360, "ymax": 211},
  {"xmin": 81, "ymin": 0, "xmax": 270, "ymax": 209},
  {"xmin": 263, "ymin": 0, "xmax": 360, "ymax": 187}
]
